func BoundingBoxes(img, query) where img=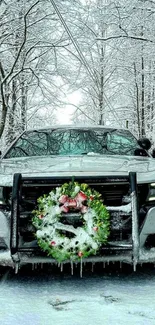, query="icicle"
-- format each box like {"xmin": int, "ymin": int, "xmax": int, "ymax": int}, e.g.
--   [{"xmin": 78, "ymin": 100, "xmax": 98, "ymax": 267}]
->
[
  {"xmin": 32, "ymin": 263, "xmax": 34, "ymax": 271},
  {"xmin": 107, "ymin": 260, "xmax": 109, "ymax": 266},
  {"xmin": 71, "ymin": 261, "xmax": 74, "ymax": 275},
  {"xmin": 41, "ymin": 263, "xmax": 43, "ymax": 269},
  {"xmin": 80, "ymin": 258, "xmax": 83, "ymax": 278},
  {"xmin": 103, "ymin": 262, "xmax": 105, "ymax": 268},
  {"xmin": 15, "ymin": 263, "xmax": 19, "ymax": 274},
  {"xmin": 60, "ymin": 263, "xmax": 63, "ymax": 272},
  {"xmin": 120, "ymin": 262, "xmax": 122, "ymax": 269},
  {"xmin": 133, "ymin": 262, "xmax": 136, "ymax": 272}
]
